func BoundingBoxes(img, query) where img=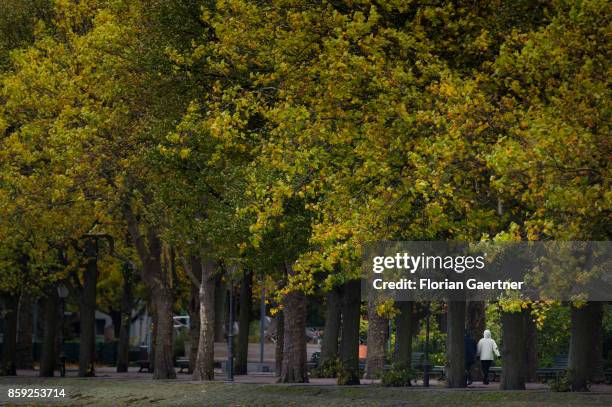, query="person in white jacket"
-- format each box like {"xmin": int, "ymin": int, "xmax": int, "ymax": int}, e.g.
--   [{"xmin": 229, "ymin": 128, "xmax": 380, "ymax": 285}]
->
[{"xmin": 477, "ymin": 329, "xmax": 500, "ymax": 384}]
